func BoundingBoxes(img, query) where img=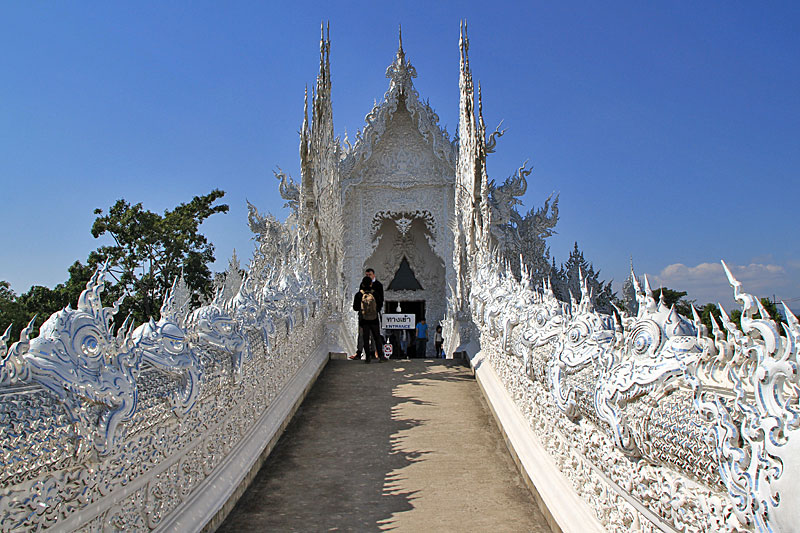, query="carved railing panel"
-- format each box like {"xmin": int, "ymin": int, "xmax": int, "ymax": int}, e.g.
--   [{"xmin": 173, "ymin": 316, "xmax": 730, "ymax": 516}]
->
[
  {"xmin": 0, "ymin": 239, "xmax": 338, "ymax": 531},
  {"xmin": 445, "ymin": 248, "xmax": 800, "ymax": 531}
]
